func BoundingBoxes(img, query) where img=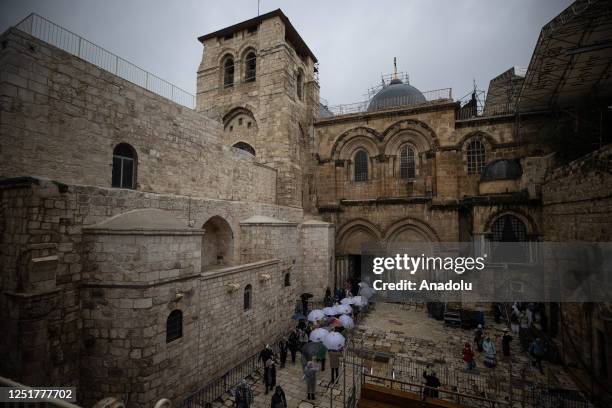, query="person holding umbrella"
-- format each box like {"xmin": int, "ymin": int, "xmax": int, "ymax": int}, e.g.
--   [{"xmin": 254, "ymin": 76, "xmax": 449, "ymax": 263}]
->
[
  {"xmin": 316, "ymin": 342, "xmax": 328, "ymax": 372},
  {"xmin": 329, "ymin": 348, "xmax": 342, "ymax": 382},
  {"xmin": 303, "ymin": 360, "xmax": 319, "ymax": 400}
]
